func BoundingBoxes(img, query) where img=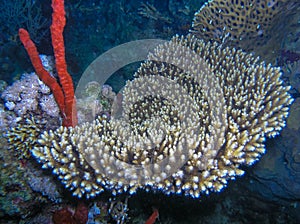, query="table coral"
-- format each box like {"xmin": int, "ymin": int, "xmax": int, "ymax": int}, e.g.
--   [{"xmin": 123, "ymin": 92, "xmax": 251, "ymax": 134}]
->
[{"xmin": 30, "ymin": 35, "xmax": 292, "ymax": 198}]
